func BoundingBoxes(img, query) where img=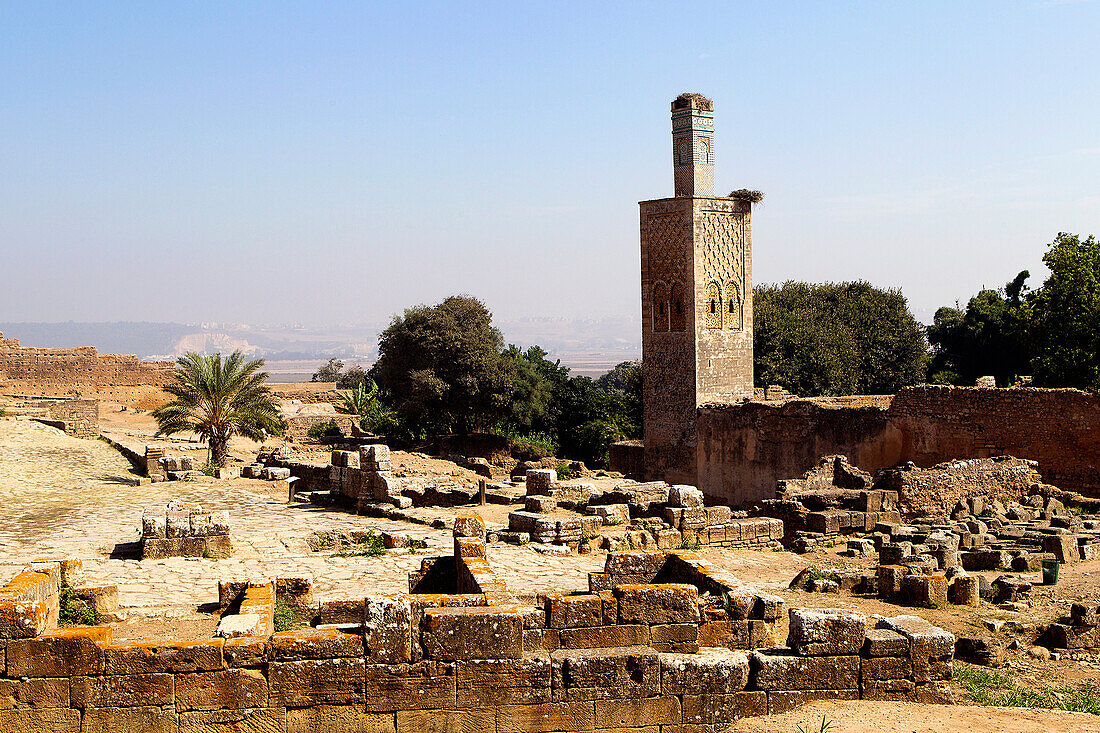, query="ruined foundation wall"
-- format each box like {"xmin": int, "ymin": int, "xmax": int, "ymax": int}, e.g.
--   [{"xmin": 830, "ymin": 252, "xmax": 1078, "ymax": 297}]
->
[
  {"xmin": 0, "ymin": 333, "xmax": 175, "ymax": 406},
  {"xmin": 697, "ymin": 386, "xmax": 1100, "ymax": 504},
  {"xmin": 697, "ymin": 401, "xmax": 903, "ymax": 505},
  {"xmin": 26, "ymin": 398, "xmax": 100, "ymax": 438},
  {"xmin": 0, "ymin": 552, "xmax": 954, "ymax": 732},
  {"xmin": 888, "ymin": 386, "xmax": 1100, "ymax": 495}
]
